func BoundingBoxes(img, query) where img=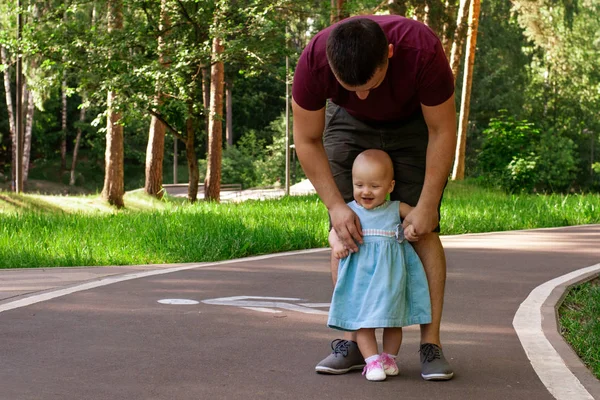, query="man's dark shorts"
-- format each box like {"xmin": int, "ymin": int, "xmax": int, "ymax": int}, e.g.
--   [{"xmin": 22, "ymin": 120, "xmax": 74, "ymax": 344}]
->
[{"xmin": 323, "ymin": 101, "xmax": 444, "ymax": 232}]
